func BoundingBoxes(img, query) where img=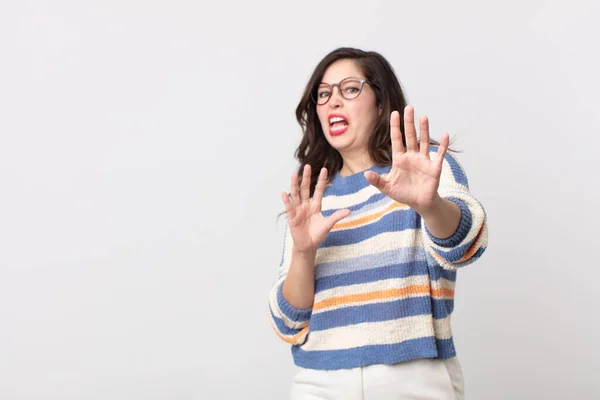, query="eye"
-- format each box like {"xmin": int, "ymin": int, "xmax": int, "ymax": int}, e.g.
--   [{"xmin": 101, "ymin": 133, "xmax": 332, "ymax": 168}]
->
[
  {"xmin": 318, "ymin": 90, "xmax": 331, "ymax": 98},
  {"xmin": 341, "ymin": 80, "xmax": 362, "ymax": 95}
]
